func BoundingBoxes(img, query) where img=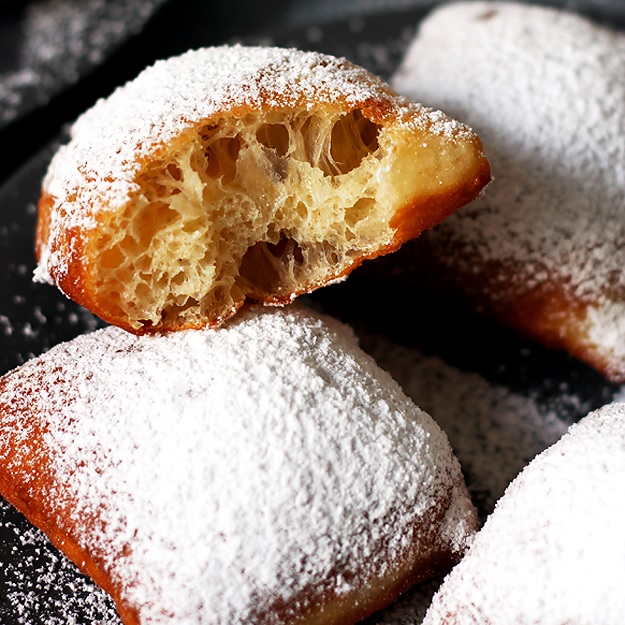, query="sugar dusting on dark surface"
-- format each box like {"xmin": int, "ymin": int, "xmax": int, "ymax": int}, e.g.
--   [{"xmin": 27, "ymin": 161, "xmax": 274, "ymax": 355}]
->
[
  {"xmin": 0, "ymin": 0, "xmax": 168, "ymax": 126},
  {"xmin": 1, "ymin": 3, "xmax": 624, "ymax": 623}
]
